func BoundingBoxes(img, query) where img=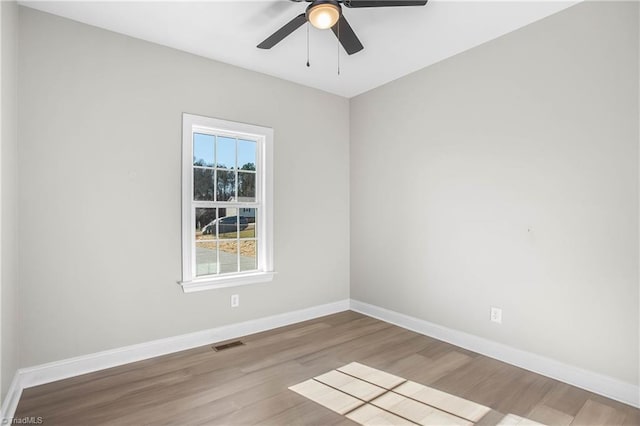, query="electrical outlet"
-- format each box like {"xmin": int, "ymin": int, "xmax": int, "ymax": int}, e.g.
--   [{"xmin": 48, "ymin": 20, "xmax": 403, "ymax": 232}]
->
[
  {"xmin": 490, "ymin": 307, "xmax": 502, "ymax": 324},
  {"xmin": 231, "ymin": 294, "xmax": 239, "ymax": 308}
]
